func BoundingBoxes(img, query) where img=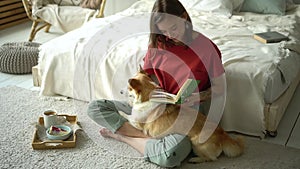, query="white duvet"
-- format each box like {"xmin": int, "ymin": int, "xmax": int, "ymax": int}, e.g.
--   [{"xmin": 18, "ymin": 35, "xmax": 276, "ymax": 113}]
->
[{"xmin": 38, "ymin": 1, "xmax": 300, "ymax": 137}]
